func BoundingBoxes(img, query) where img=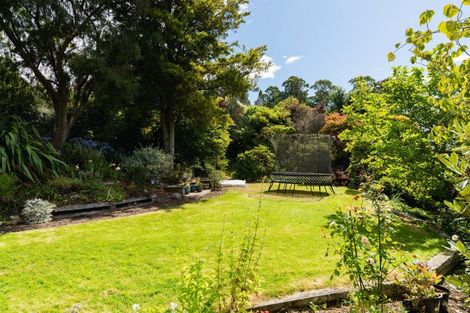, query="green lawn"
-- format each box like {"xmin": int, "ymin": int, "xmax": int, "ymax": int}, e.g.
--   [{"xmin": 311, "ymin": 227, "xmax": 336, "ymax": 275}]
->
[{"xmin": 0, "ymin": 185, "xmax": 445, "ymax": 312}]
